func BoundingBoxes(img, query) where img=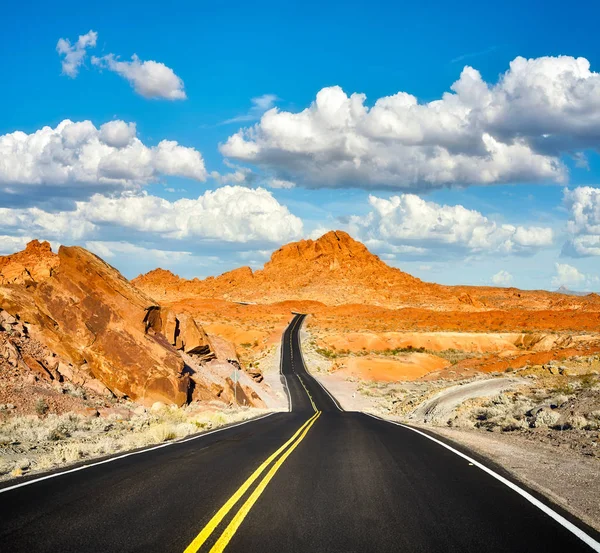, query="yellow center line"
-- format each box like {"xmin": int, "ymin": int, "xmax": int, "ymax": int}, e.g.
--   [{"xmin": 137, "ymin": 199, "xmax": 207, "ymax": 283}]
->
[
  {"xmin": 296, "ymin": 375, "xmax": 317, "ymax": 412},
  {"xmin": 210, "ymin": 411, "xmax": 322, "ymax": 553},
  {"xmin": 183, "ymin": 411, "xmax": 319, "ymax": 553}
]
